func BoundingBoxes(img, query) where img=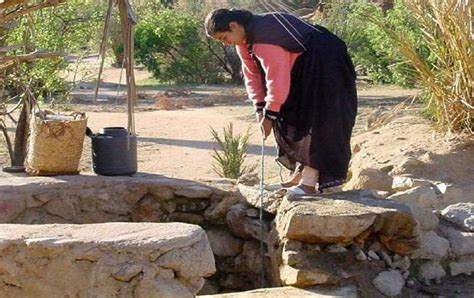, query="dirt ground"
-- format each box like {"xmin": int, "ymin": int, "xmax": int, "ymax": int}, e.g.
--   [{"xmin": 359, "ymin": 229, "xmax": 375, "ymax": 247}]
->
[{"xmin": 0, "ymin": 63, "xmax": 420, "ymax": 183}]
